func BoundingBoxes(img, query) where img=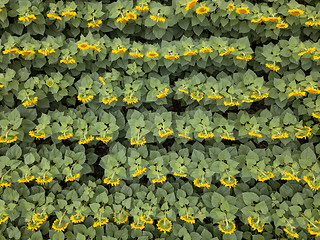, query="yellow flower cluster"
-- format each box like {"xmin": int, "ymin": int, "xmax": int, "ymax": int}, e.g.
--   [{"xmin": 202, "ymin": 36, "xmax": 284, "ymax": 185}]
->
[
  {"xmin": 104, "ymin": 177, "xmax": 120, "ymax": 186},
  {"xmin": 159, "ymin": 128, "xmax": 174, "ymax": 137},
  {"xmin": 65, "ymin": 173, "xmax": 80, "ymax": 182},
  {"xmin": 70, "ymin": 214, "xmax": 85, "ymax": 224},
  {"xmin": 218, "ymin": 220, "xmax": 236, "ymax": 234},
  {"xmin": 276, "ymin": 22, "xmax": 289, "ymax": 28},
  {"xmin": 193, "ymin": 178, "xmax": 210, "ymax": 188},
  {"xmin": 208, "ymin": 95, "xmax": 223, "ymax": 100},
  {"xmin": 27, "ymin": 219, "xmax": 41, "ymax": 231},
  {"xmin": 149, "ymin": 15, "xmax": 166, "ymax": 22},
  {"xmin": 29, "ymin": 130, "xmax": 45, "ymax": 140},
  {"xmin": 19, "ymin": 14, "xmax": 36, "ymax": 22},
  {"xmin": 132, "ymin": 167, "xmax": 147, "ymax": 177},
  {"xmin": 303, "ymin": 176, "xmax": 320, "ymax": 191},
  {"xmin": 0, "ymin": 216, "xmax": 8, "ymax": 225},
  {"xmin": 58, "ymin": 132, "xmax": 73, "ymax": 140},
  {"xmin": 0, "ymin": 135, "xmax": 18, "ymax": 143},
  {"xmin": 19, "ymin": 49, "xmax": 35, "ymax": 56},
  {"xmin": 33, "ymin": 213, "xmax": 48, "ymax": 223},
  {"xmin": 248, "ymin": 216, "xmax": 263, "ymax": 232},
  {"xmin": 152, "ymin": 175, "xmax": 166, "ymax": 183},
  {"xmin": 178, "ymin": 133, "xmax": 191, "ymax": 139},
  {"xmin": 157, "ymin": 218, "xmax": 172, "ymax": 233},
  {"xmin": 248, "ymin": 131, "xmax": 262, "ymax": 138},
  {"xmin": 93, "ymin": 217, "xmax": 109, "ymax": 227},
  {"xmin": 258, "ymin": 171, "xmax": 274, "ymax": 182},
  {"xmin": 22, "ymin": 97, "xmax": 38, "ymax": 107},
  {"xmin": 198, "ymin": 131, "xmax": 214, "ymax": 139},
  {"xmin": 131, "ymin": 137, "xmax": 147, "ymax": 146},
  {"xmin": 116, "ymin": 12, "xmax": 137, "ymax": 23},
  {"xmin": 52, "ymin": 219, "xmax": 69, "ymax": 232},
  {"xmin": 78, "ymin": 135, "xmax": 94, "ymax": 144}
]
